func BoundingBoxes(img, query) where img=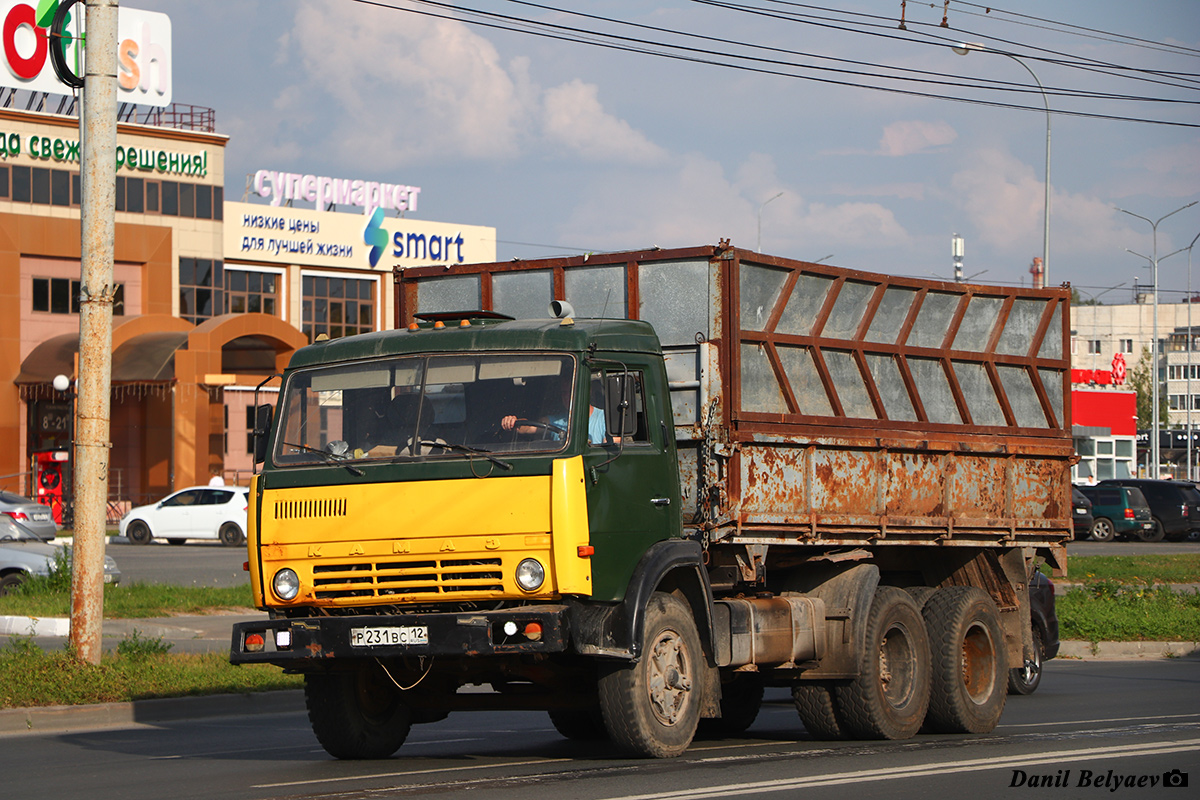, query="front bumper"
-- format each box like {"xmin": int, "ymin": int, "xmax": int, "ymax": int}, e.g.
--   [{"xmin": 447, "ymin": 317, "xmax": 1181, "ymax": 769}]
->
[{"xmin": 230, "ymin": 605, "xmax": 571, "ymax": 665}]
